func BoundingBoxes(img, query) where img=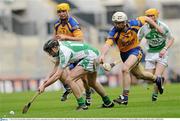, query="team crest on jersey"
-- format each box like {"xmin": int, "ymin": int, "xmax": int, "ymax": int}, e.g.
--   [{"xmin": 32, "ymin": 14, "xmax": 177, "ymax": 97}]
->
[{"xmin": 146, "ymin": 29, "xmax": 165, "ymax": 47}]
